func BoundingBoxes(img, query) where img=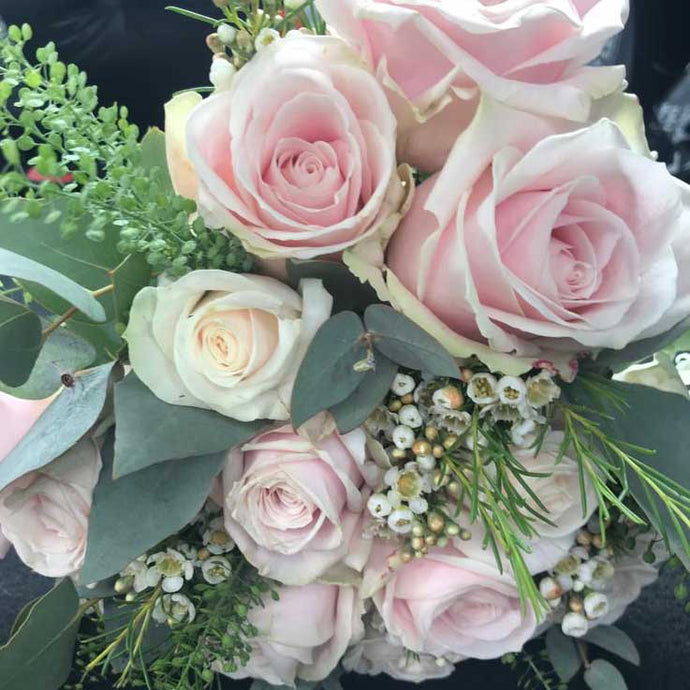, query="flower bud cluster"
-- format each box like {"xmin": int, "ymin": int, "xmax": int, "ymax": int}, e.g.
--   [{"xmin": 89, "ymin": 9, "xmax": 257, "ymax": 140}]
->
[{"xmin": 114, "ymin": 513, "xmax": 235, "ymax": 627}]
